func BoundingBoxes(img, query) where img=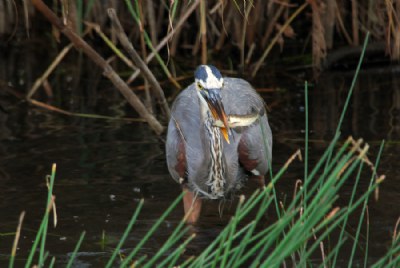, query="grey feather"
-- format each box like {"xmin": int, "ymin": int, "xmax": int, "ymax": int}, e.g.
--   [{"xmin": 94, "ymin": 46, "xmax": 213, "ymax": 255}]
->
[{"xmin": 166, "ymin": 77, "xmax": 273, "ymax": 199}]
